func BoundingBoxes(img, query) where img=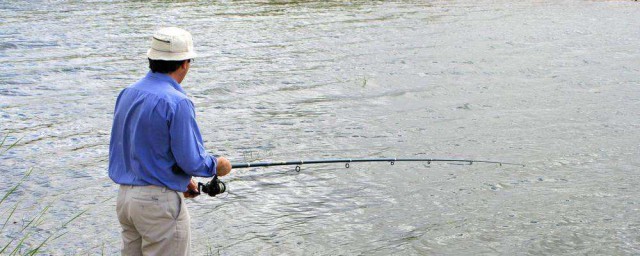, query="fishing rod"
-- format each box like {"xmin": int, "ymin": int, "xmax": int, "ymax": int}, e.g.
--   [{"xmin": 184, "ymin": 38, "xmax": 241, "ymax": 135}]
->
[
  {"xmin": 231, "ymin": 157, "xmax": 525, "ymax": 171},
  {"xmin": 197, "ymin": 157, "xmax": 524, "ymax": 197}
]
